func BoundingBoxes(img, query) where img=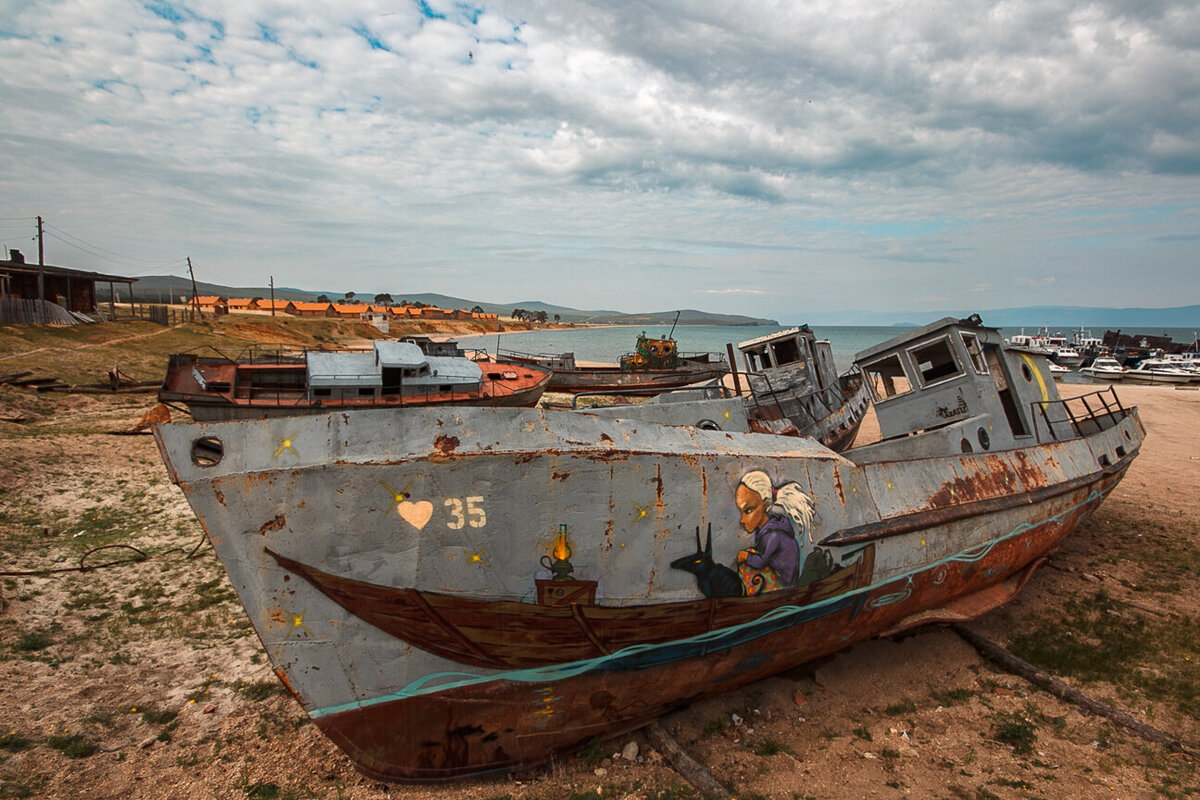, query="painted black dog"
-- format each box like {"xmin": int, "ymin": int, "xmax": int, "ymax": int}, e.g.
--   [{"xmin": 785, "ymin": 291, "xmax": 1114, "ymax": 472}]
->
[{"xmin": 669, "ymin": 523, "xmax": 743, "ymax": 598}]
